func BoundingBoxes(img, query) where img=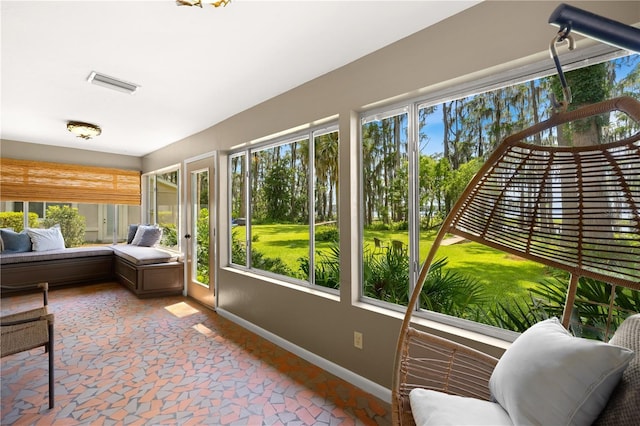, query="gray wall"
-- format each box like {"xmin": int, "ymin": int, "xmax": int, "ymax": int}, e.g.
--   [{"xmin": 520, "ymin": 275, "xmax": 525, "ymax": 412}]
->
[{"xmin": 0, "ymin": 139, "xmax": 142, "ymax": 170}]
